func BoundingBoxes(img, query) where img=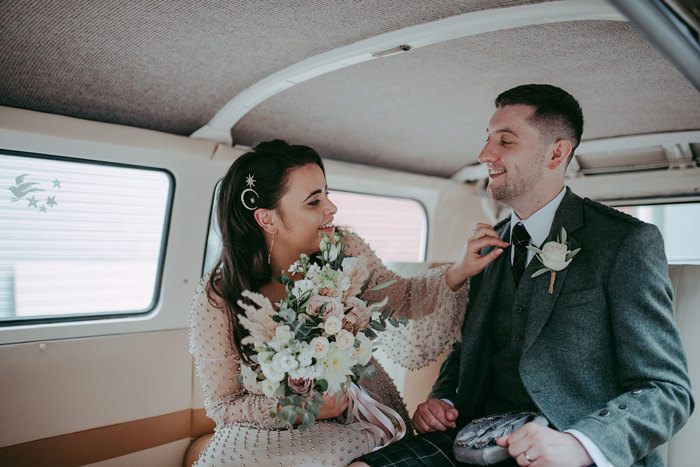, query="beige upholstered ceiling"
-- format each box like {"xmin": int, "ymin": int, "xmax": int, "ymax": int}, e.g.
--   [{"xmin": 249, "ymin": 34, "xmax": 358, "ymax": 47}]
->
[{"xmin": 1, "ymin": 0, "xmax": 698, "ymax": 177}]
